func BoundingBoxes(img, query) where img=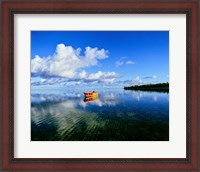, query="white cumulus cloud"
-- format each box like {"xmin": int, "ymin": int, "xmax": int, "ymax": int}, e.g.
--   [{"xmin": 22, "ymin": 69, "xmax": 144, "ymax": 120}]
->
[
  {"xmin": 31, "ymin": 70, "xmax": 119, "ymax": 86},
  {"xmin": 31, "ymin": 44, "xmax": 108, "ymax": 78},
  {"xmin": 87, "ymin": 71, "xmax": 118, "ymax": 83},
  {"xmin": 31, "ymin": 44, "xmax": 122, "ymax": 86}
]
